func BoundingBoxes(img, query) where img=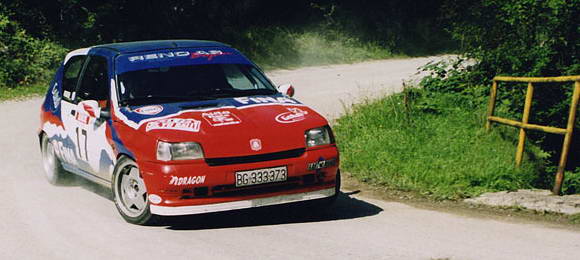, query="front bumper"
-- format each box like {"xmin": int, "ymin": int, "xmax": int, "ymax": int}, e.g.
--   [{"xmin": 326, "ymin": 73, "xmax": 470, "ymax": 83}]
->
[
  {"xmin": 150, "ymin": 188, "xmax": 335, "ymax": 216},
  {"xmin": 139, "ymin": 145, "xmax": 339, "ymax": 216}
]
